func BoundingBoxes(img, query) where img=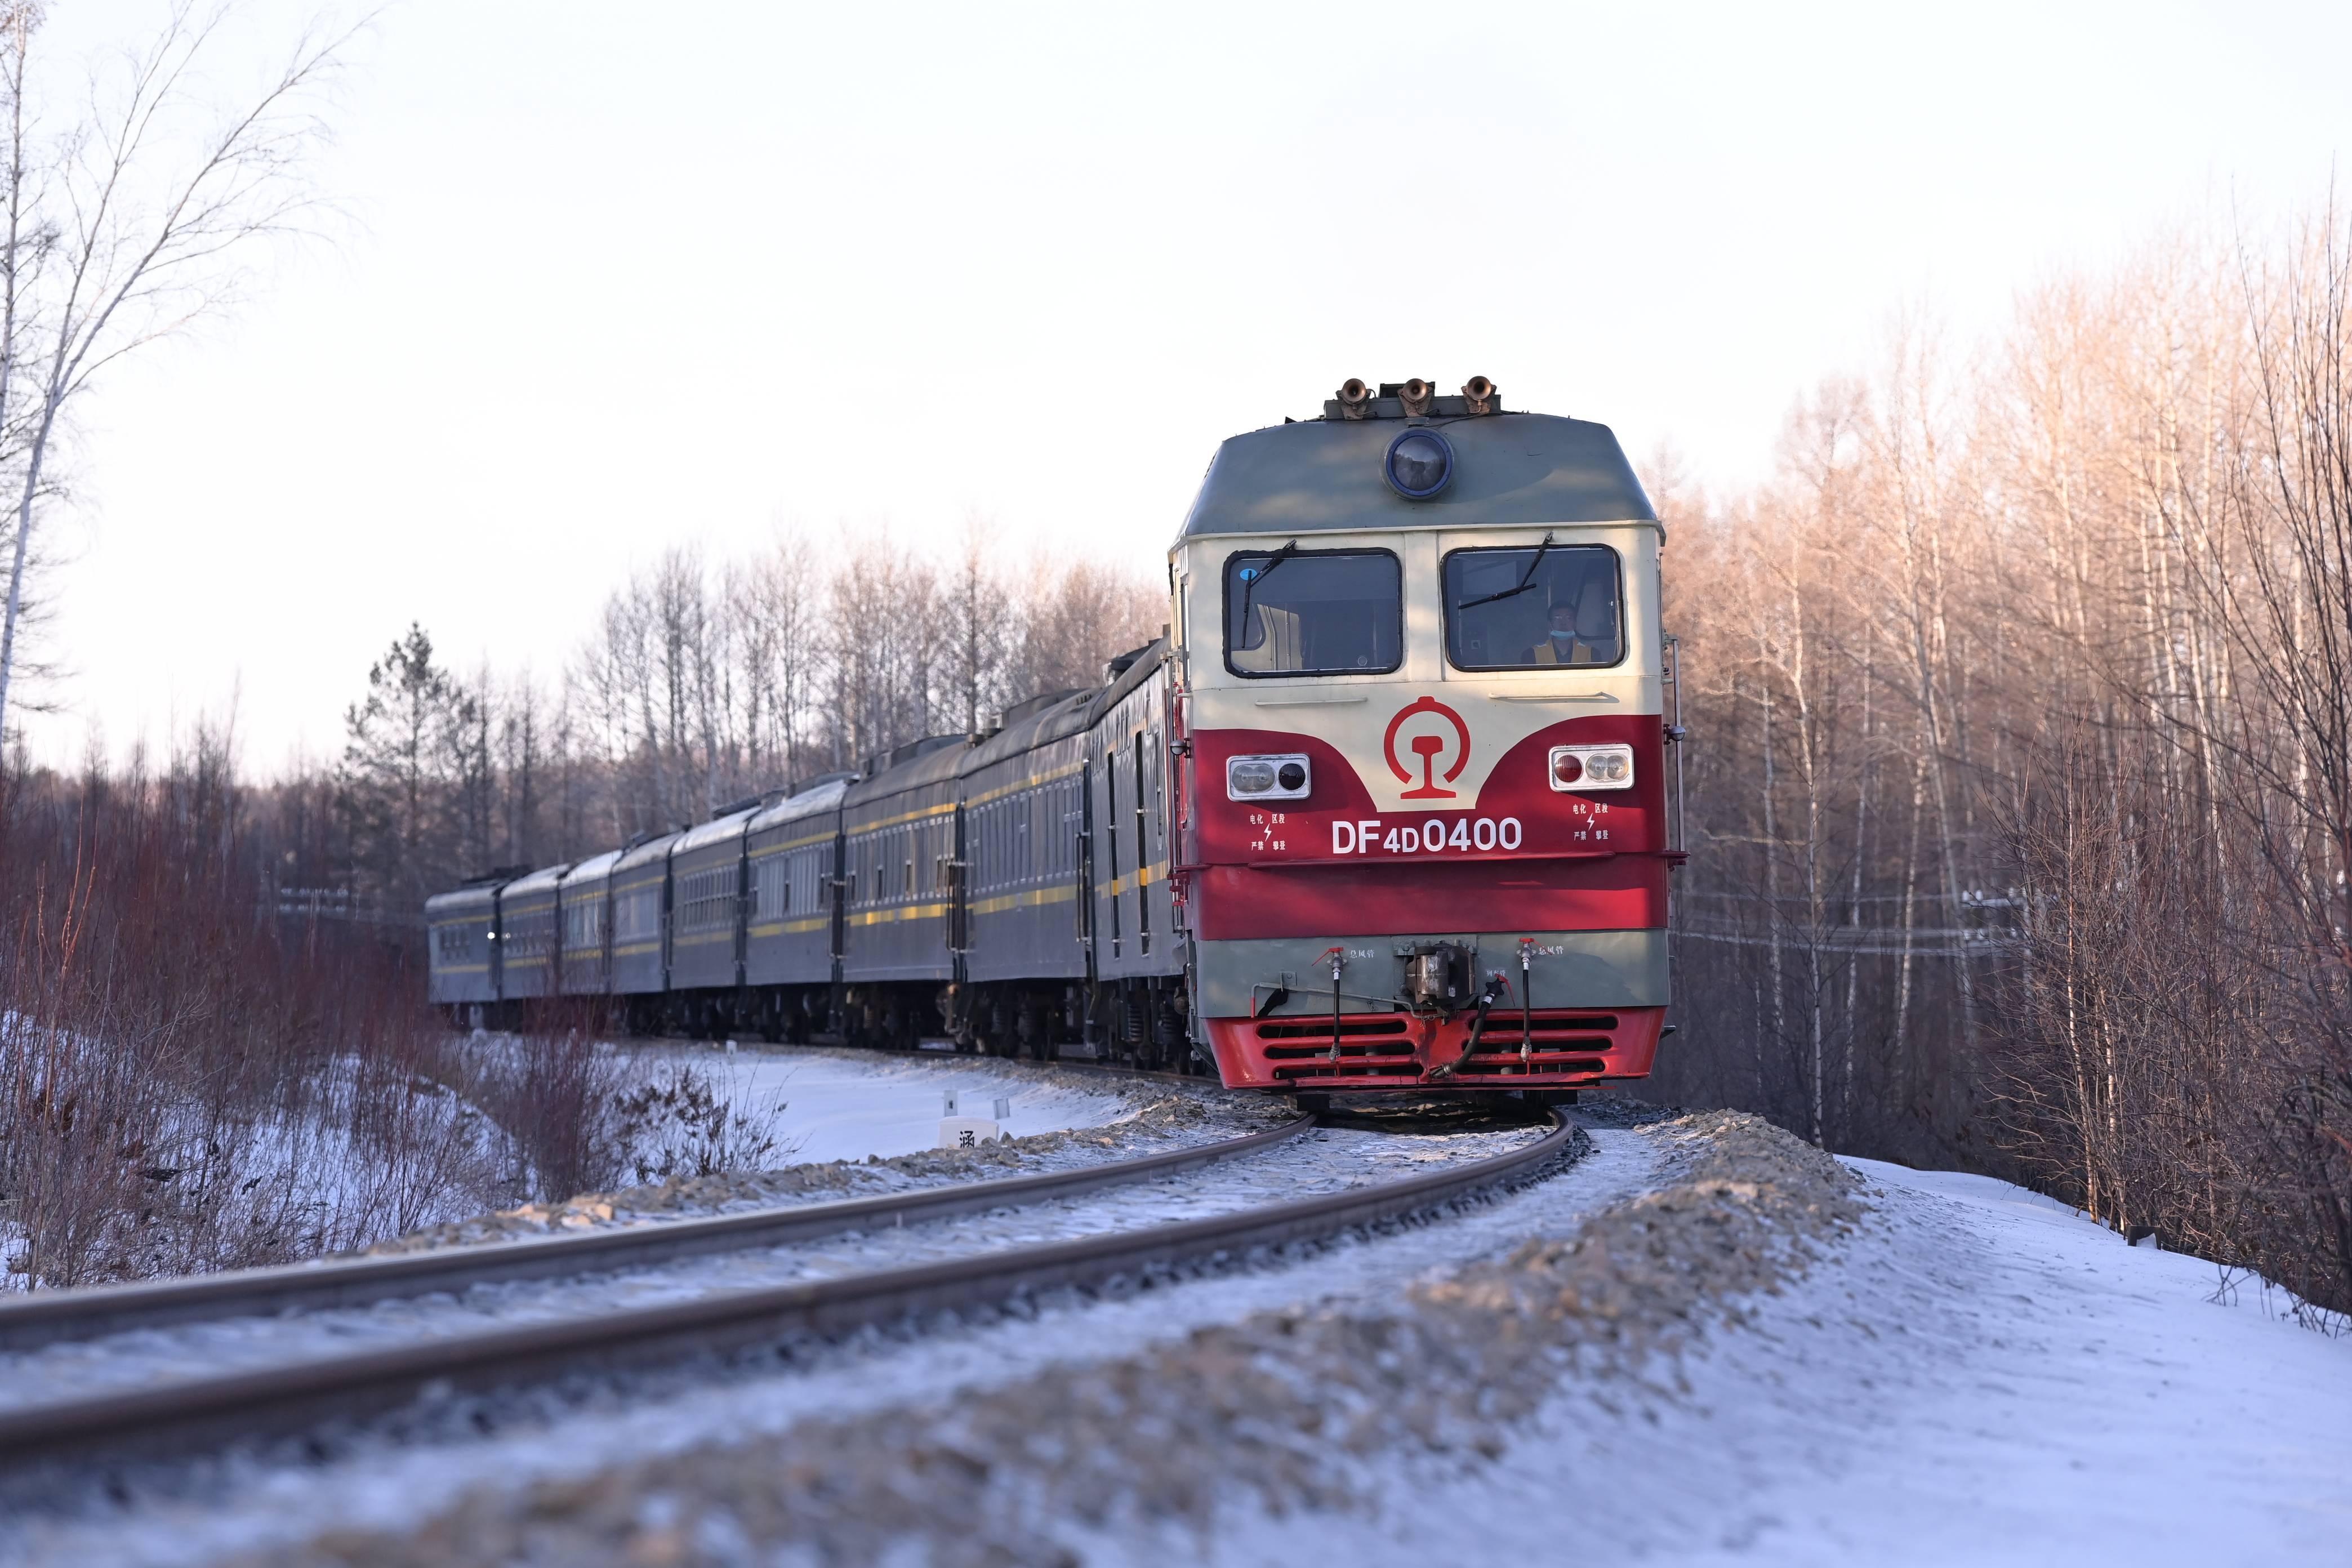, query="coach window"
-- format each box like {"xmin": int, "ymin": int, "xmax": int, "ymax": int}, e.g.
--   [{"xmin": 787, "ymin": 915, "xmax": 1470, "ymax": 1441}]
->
[
  {"xmin": 1442, "ymin": 543, "xmax": 1625, "ymax": 671},
  {"xmin": 1223, "ymin": 548, "xmax": 1402, "ymax": 678}
]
